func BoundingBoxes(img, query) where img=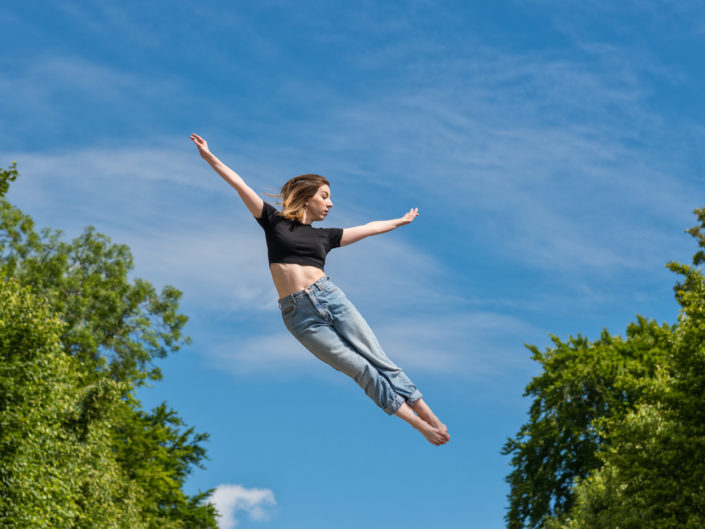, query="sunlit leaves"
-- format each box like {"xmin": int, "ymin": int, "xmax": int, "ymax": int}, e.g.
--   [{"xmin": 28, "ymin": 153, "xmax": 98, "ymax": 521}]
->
[
  {"xmin": 0, "ymin": 167, "xmax": 216, "ymax": 528},
  {"xmin": 0, "ymin": 199, "xmax": 190, "ymax": 385},
  {"xmin": 505, "ymin": 207, "xmax": 705, "ymax": 529}
]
